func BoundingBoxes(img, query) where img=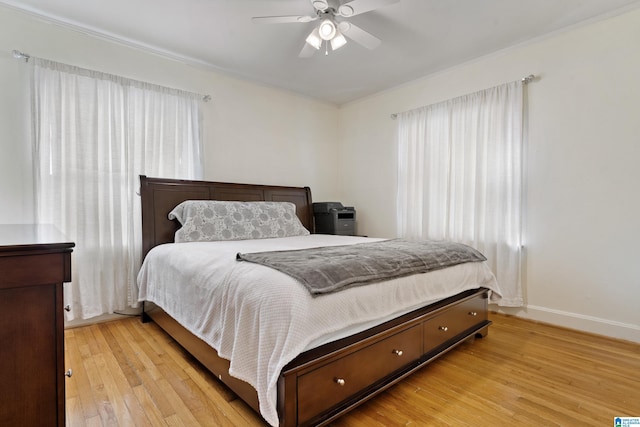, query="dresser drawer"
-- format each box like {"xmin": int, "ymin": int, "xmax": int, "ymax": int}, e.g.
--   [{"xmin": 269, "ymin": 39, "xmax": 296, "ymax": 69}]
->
[
  {"xmin": 0, "ymin": 253, "xmax": 71, "ymax": 289},
  {"xmin": 423, "ymin": 293, "xmax": 487, "ymax": 351},
  {"xmin": 297, "ymin": 324, "xmax": 422, "ymax": 424}
]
